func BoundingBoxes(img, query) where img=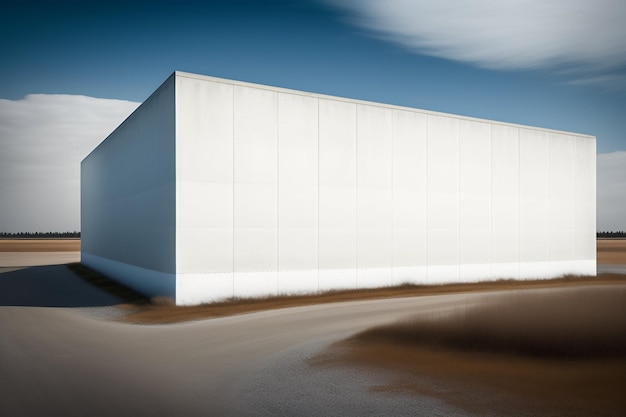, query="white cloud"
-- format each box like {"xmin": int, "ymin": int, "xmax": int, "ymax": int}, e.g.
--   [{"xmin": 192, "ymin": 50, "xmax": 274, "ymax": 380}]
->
[
  {"xmin": 326, "ymin": 0, "xmax": 626, "ymax": 86},
  {"xmin": 597, "ymin": 151, "xmax": 626, "ymax": 231},
  {"xmin": 0, "ymin": 94, "xmax": 139, "ymax": 233}
]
